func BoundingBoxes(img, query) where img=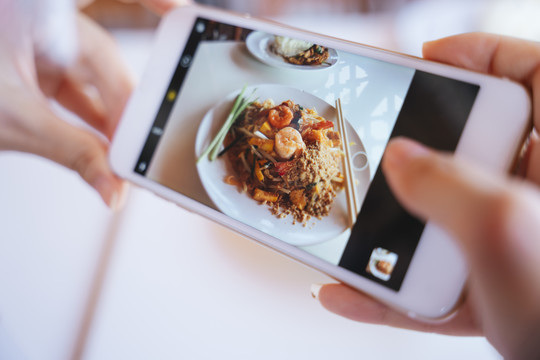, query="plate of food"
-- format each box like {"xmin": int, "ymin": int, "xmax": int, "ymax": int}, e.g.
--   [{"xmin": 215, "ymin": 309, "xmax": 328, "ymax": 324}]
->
[
  {"xmin": 195, "ymin": 84, "xmax": 369, "ymax": 246},
  {"xmin": 246, "ymin": 31, "xmax": 339, "ymax": 70}
]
